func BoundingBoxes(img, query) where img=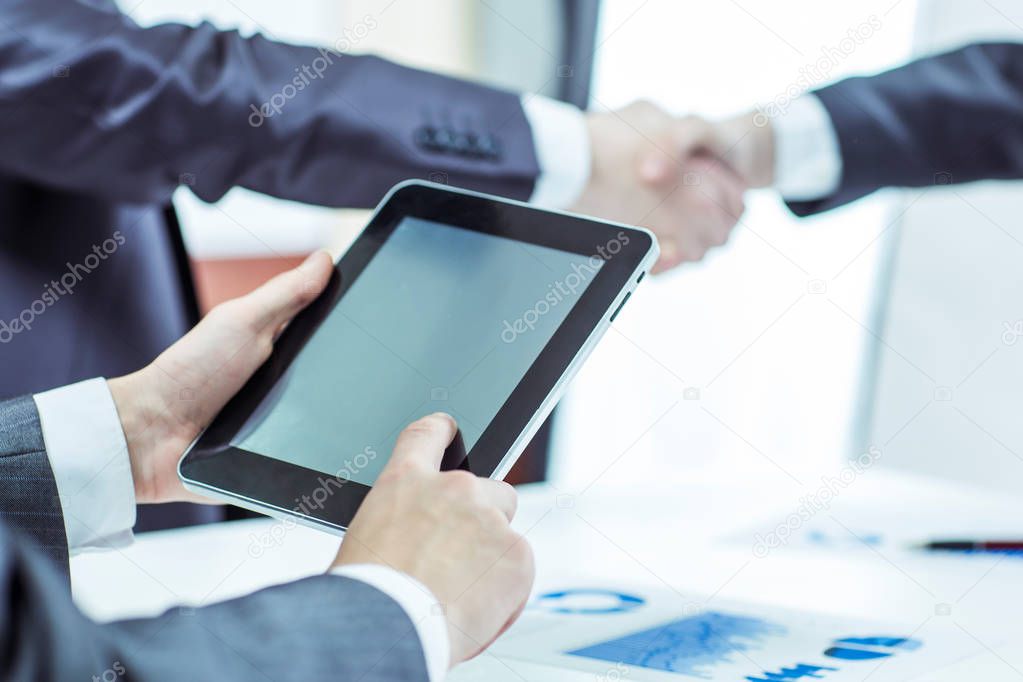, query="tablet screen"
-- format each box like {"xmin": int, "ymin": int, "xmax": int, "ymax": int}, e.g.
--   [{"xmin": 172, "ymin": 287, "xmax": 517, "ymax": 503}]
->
[{"xmin": 232, "ymin": 217, "xmax": 602, "ymax": 485}]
